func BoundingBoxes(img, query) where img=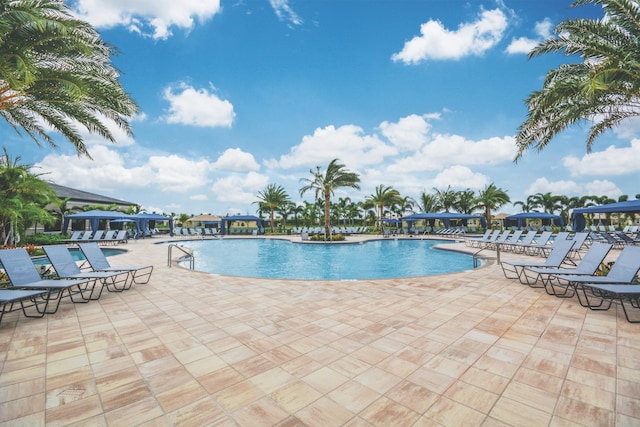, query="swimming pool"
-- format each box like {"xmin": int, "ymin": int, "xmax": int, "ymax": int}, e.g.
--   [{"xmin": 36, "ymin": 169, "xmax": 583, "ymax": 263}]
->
[{"xmin": 174, "ymin": 238, "xmax": 480, "ymax": 280}]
